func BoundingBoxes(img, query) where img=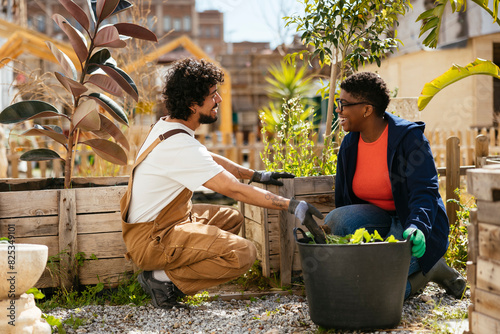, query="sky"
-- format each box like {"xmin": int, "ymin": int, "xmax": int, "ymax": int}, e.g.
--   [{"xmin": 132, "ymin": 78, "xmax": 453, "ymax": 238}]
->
[{"xmin": 195, "ymin": 0, "xmax": 303, "ymax": 48}]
